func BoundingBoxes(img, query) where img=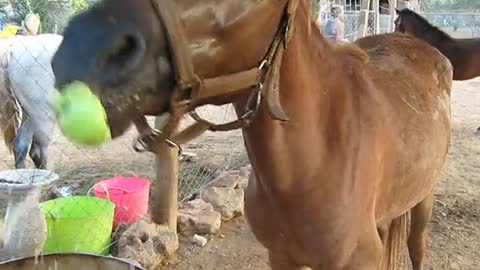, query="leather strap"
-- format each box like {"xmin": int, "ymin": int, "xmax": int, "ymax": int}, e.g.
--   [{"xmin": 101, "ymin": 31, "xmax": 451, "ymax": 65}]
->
[
  {"xmin": 136, "ymin": 0, "xmax": 301, "ymax": 153},
  {"xmin": 151, "ymin": 0, "xmax": 197, "ymax": 93},
  {"xmin": 151, "ymin": 0, "xmax": 297, "ymax": 107}
]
